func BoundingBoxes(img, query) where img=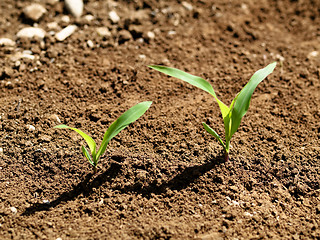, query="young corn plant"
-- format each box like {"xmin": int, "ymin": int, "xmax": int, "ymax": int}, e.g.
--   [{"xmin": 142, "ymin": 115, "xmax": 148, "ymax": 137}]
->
[
  {"xmin": 54, "ymin": 101, "xmax": 152, "ymax": 173},
  {"xmin": 149, "ymin": 63, "xmax": 276, "ymax": 161}
]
